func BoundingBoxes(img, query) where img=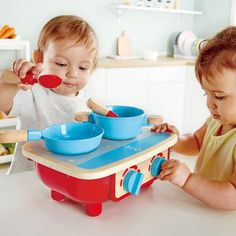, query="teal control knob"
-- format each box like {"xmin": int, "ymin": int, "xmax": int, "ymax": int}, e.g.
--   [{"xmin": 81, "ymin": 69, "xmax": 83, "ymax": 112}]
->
[
  {"xmin": 150, "ymin": 157, "xmax": 167, "ymax": 177},
  {"xmin": 123, "ymin": 170, "xmax": 144, "ymax": 195}
]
